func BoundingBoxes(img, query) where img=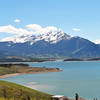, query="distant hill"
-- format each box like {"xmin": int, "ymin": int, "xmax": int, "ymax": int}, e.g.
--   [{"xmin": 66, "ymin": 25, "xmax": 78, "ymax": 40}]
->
[
  {"xmin": 0, "ymin": 30, "xmax": 100, "ymax": 58},
  {"xmin": 0, "ymin": 56, "xmax": 54, "ymax": 62}
]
